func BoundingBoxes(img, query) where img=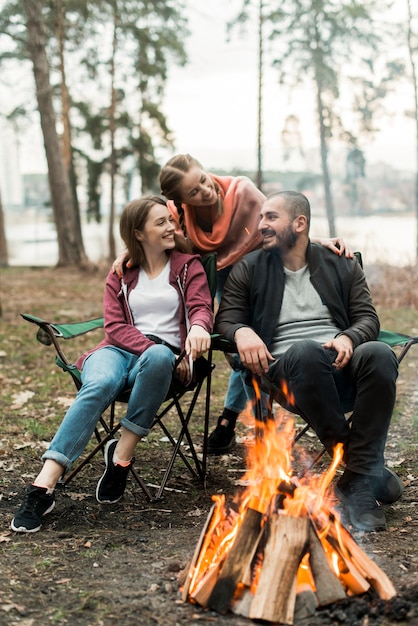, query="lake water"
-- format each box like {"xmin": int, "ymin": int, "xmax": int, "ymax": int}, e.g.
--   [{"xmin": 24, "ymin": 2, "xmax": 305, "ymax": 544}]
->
[{"xmin": 4, "ymin": 211, "xmax": 417, "ymax": 268}]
